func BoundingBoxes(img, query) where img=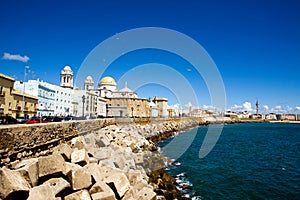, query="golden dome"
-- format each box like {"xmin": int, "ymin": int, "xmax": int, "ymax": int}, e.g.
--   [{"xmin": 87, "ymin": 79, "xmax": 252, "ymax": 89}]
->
[{"xmin": 99, "ymin": 76, "xmax": 116, "ymax": 85}]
